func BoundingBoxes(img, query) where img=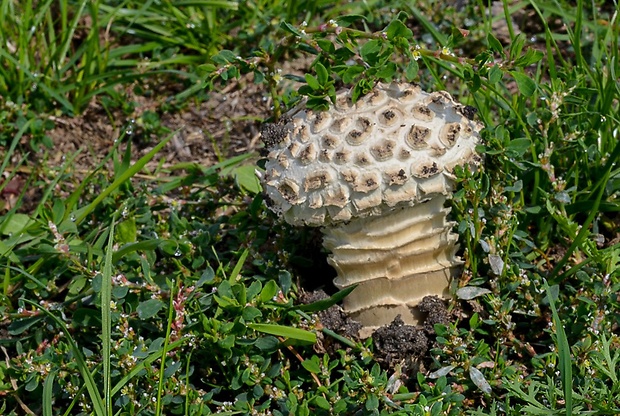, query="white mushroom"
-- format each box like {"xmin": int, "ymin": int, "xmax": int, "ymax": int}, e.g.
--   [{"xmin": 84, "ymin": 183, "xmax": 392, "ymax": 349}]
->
[{"xmin": 259, "ymin": 82, "xmax": 482, "ymax": 337}]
